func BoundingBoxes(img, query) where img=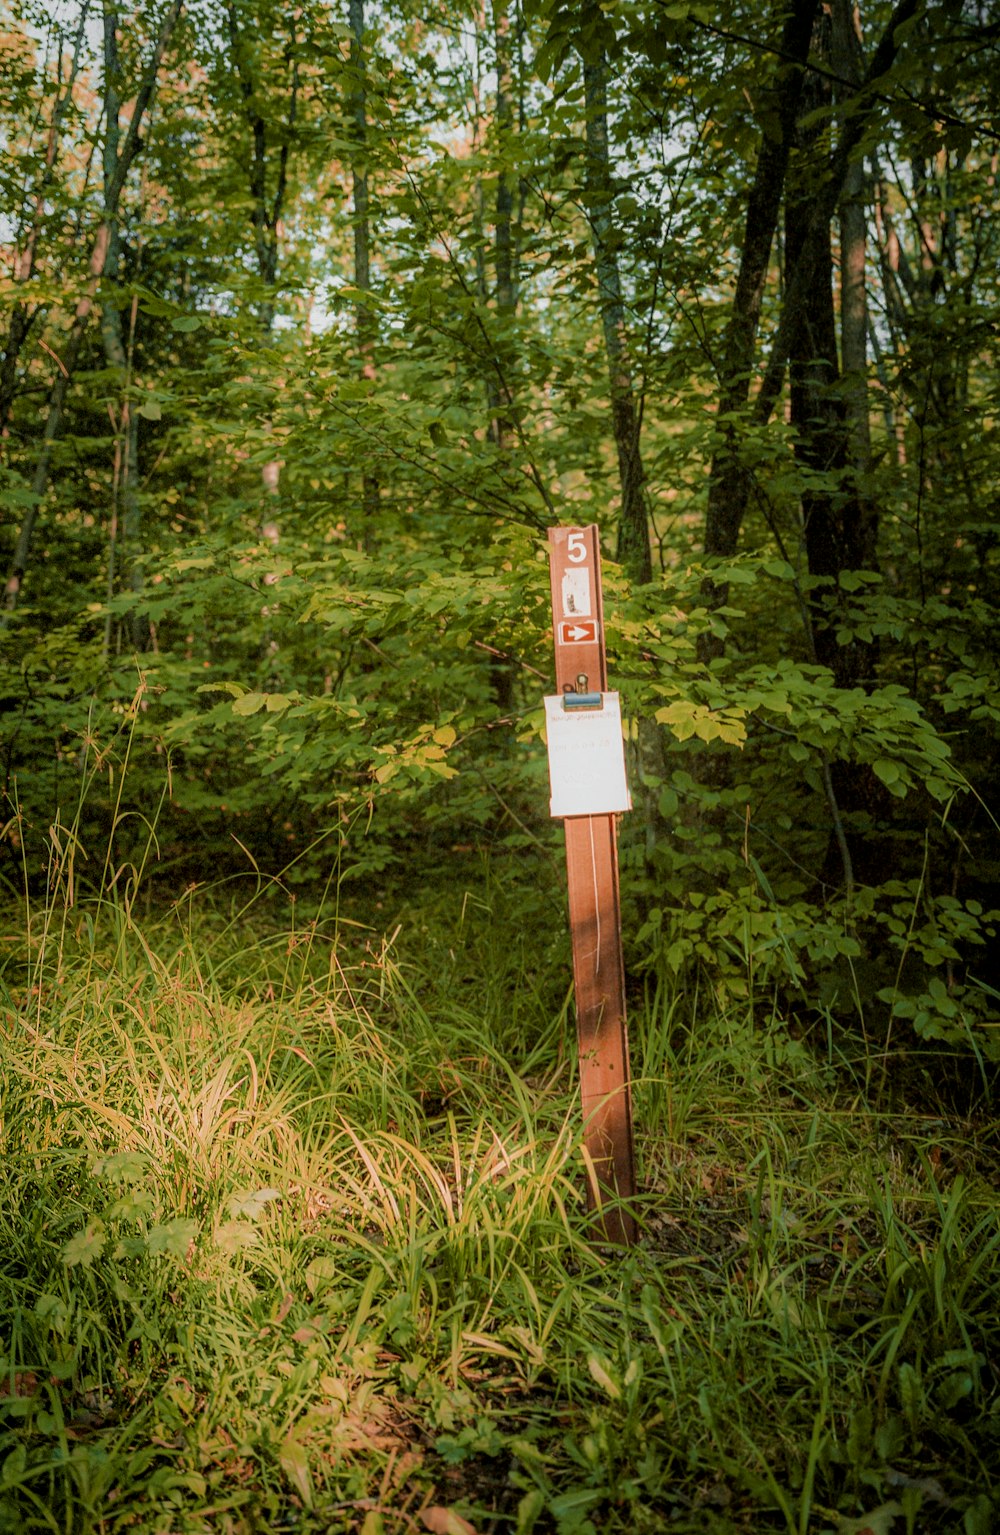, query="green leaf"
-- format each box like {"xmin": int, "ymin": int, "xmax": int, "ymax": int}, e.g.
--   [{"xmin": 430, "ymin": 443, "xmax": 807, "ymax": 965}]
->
[
  {"xmin": 586, "ymin": 1353, "xmax": 621, "ymax": 1399},
  {"xmin": 232, "ymin": 692, "xmax": 267, "ymax": 716},
  {"xmin": 516, "ymin": 1488, "xmax": 545, "ymax": 1535},
  {"xmin": 198, "ymin": 681, "xmax": 249, "ymax": 698},
  {"xmin": 147, "ymin": 1218, "xmax": 199, "ymax": 1257},
  {"xmin": 214, "ymin": 1220, "xmax": 260, "ymax": 1254},
  {"xmin": 305, "ymin": 1256, "xmax": 339, "ymax": 1294},
  {"xmin": 34, "ymin": 1294, "xmax": 68, "ymax": 1329},
  {"xmin": 278, "ymin": 1435, "xmax": 313, "ymax": 1507},
  {"xmin": 62, "ymin": 1220, "xmax": 106, "ymax": 1269},
  {"xmin": 833, "ymin": 1505, "xmax": 904, "ymax": 1535},
  {"xmin": 93, "ymin": 1150, "xmax": 151, "ymax": 1184},
  {"xmin": 228, "ymin": 1187, "xmax": 281, "ymax": 1221},
  {"xmin": 872, "ymin": 757, "xmax": 902, "ymax": 787}
]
